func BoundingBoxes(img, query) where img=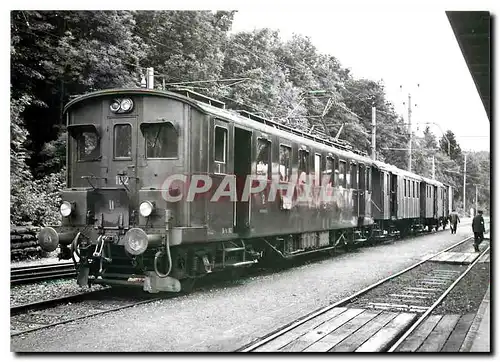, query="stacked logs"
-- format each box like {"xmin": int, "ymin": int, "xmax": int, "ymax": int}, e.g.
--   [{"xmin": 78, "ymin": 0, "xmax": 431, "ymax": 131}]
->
[{"xmin": 11, "ymin": 226, "xmax": 43, "ymax": 260}]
